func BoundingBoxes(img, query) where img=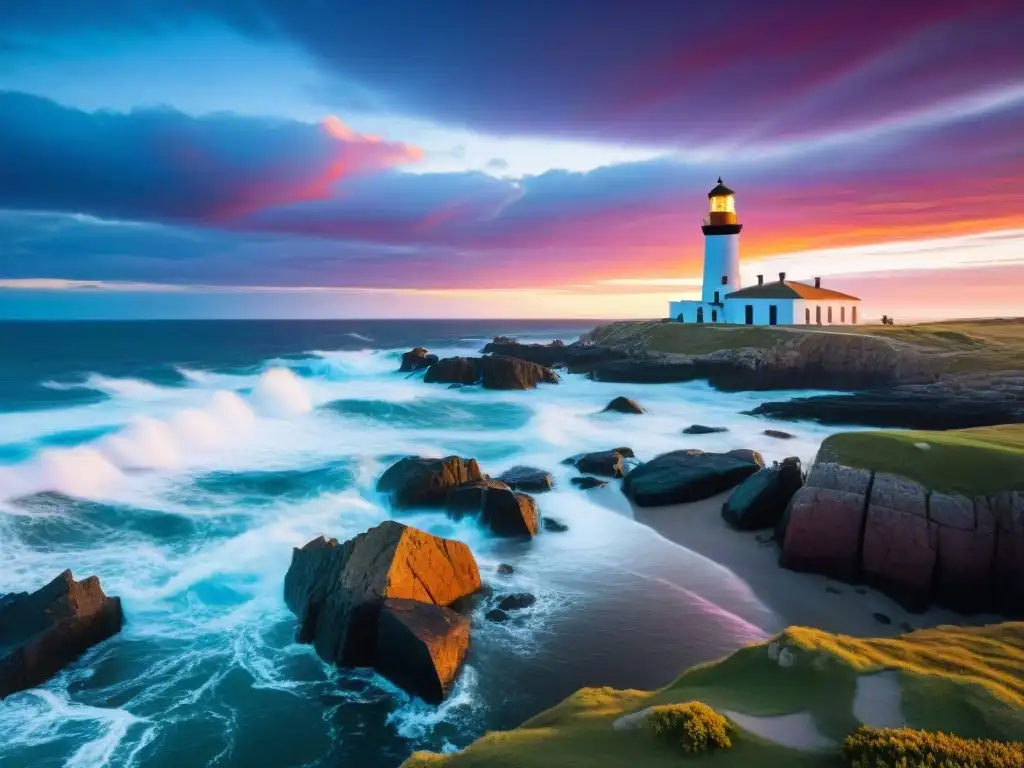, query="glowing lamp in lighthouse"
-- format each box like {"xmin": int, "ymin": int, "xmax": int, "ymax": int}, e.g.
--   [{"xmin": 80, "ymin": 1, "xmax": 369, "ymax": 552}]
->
[{"xmin": 707, "ymin": 177, "xmax": 737, "ymax": 226}]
